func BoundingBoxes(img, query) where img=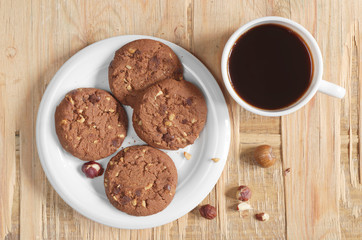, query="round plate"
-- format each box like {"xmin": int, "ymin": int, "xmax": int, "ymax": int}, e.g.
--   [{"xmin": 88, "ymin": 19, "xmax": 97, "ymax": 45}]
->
[{"xmin": 36, "ymin": 35, "xmax": 231, "ymax": 229}]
